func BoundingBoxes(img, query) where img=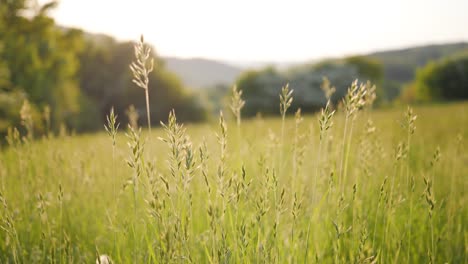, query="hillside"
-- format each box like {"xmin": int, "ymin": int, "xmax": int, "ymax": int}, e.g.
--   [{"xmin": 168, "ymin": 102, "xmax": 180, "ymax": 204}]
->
[
  {"xmin": 369, "ymin": 42, "xmax": 468, "ymax": 83},
  {"xmin": 162, "ymin": 42, "xmax": 468, "ymax": 92},
  {"xmin": 163, "ymin": 57, "xmax": 242, "ymax": 89},
  {"xmin": 367, "ymin": 42, "xmax": 468, "ymax": 99},
  {"xmin": 81, "ymin": 29, "xmax": 468, "ymax": 100}
]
